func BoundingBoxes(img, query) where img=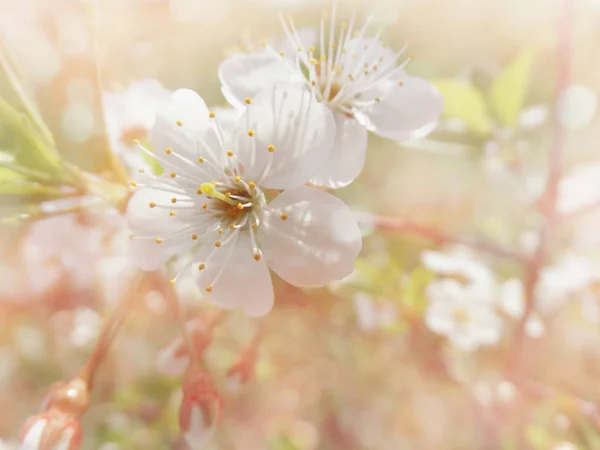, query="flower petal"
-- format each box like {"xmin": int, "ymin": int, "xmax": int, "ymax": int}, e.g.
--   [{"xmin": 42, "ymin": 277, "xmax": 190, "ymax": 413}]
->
[
  {"xmin": 234, "ymin": 86, "xmax": 336, "ymax": 189},
  {"xmin": 355, "ymin": 75, "xmax": 443, "ymax": 141},
  {"xmin": 259, "ymin": 186, "xmax": 362, "ymax": 286},
  {"xmin": 151, "ymin": 89, "xmax": 211, "ymax": 161},
  {"xmin": 126, "ymin": 186, "xmax": 197, "ymax": 271},
  {"xmin": 310, "ymin": 111, "xmax": 368, "ymax": 188},
  {"xmin": 218, "ymin": 52, "xmax": 305, "ymax": 109},
  {"xmin": 193, "ymin": 234, "xmax": 274, "ymax": 317}
]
